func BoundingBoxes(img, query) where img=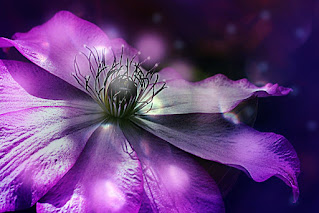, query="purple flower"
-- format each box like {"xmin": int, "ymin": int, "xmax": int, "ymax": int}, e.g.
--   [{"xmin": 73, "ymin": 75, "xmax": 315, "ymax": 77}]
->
[{"xmin": 0, "ymin": 11, "xmax": 299, "ymax": 212}]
